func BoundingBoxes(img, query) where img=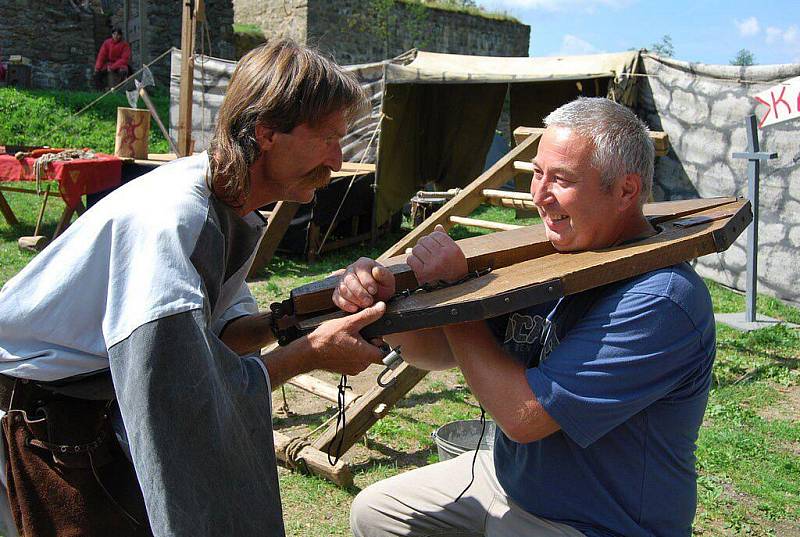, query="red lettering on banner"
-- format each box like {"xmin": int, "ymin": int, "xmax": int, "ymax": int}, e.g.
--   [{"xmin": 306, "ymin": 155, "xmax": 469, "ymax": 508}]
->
[
  {"xmin": 770, "ymin": 86, "xmax": 791, "ymax": 119},
  {"xmin": 755, "ymin": 96, "xmax": 771, "ymax": 128}
]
